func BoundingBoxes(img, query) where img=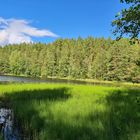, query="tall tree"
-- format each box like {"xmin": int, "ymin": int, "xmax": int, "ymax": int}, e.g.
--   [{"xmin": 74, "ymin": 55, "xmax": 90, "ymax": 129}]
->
[
  {"xmin": 0, "ymin": 38, "xmax": 140, "ymax": 82},
  {"xmin": 112, "ymin": 0, "xmax": 140, "ymax": 41}
]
